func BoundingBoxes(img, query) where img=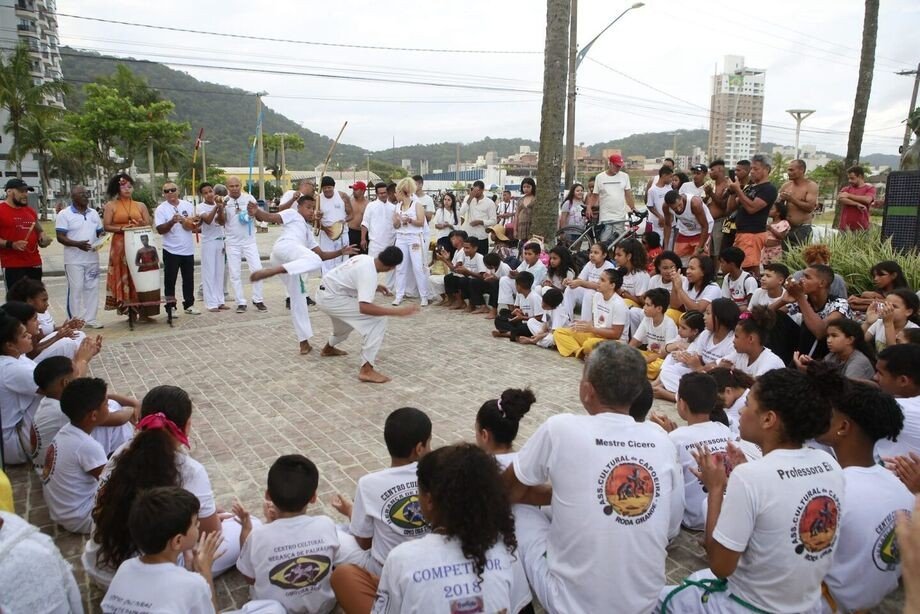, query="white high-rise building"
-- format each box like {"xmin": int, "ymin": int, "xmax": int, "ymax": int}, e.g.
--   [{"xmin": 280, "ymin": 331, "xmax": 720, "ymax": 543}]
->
[
  {"xmin": 0, "ymin": 0, "xmax": 64, "ymax": 194},
  {"xmin": 708, "ymin": 55, "xmax": 765, "ymax": 166}
]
